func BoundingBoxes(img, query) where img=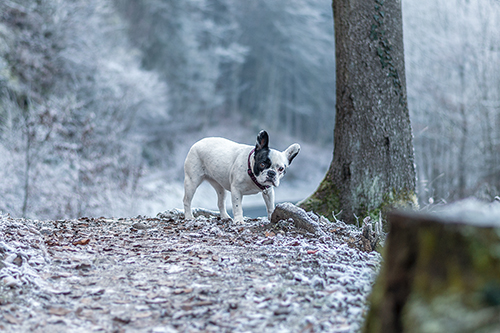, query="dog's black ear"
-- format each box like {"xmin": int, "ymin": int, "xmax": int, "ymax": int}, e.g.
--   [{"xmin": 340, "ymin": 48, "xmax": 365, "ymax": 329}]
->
[{"xmin": 256, "ymin": 130, "xmax": 269, "ymax": 151}]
